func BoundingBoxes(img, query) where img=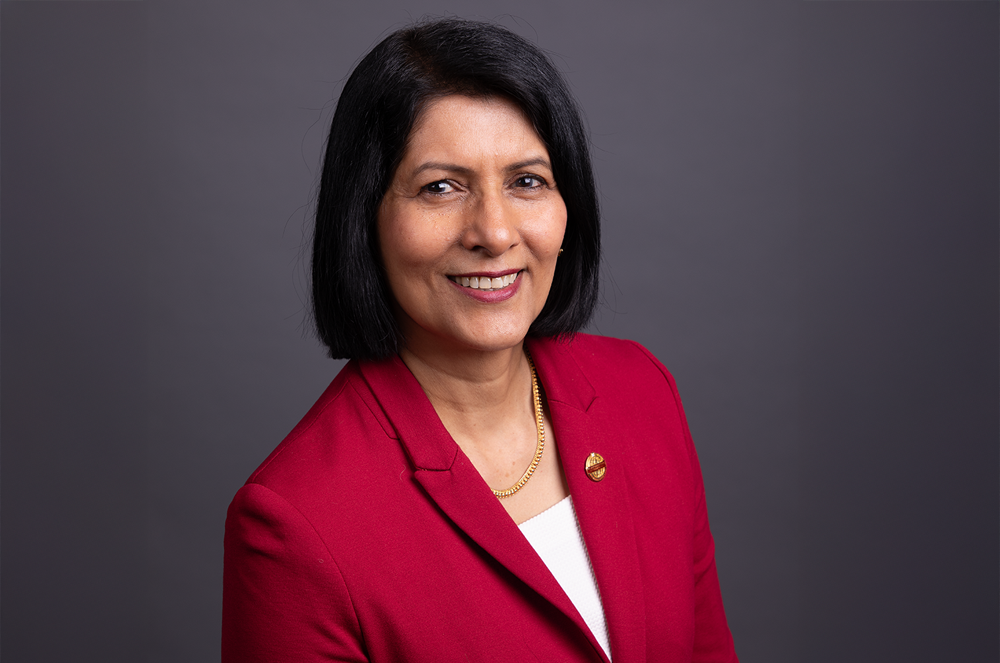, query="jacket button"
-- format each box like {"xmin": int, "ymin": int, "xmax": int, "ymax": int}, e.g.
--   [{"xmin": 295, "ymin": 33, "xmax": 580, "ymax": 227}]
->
[{"xmin": 585, "ymin": 453, "xmax": 606, "ymax": 481}]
